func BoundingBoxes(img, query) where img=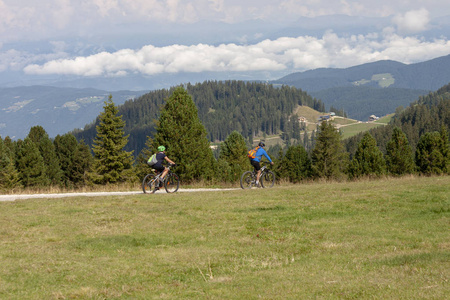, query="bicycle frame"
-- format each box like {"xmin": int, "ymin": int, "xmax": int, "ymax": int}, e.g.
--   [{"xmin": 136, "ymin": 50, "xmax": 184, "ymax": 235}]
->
[
  {"xmin": 142, "ymin": 164, "xmax": 180, "ymax": 194},
  {"xmin": 240, "ymin": 161, "xmax": 275, "ymax": 189}
]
